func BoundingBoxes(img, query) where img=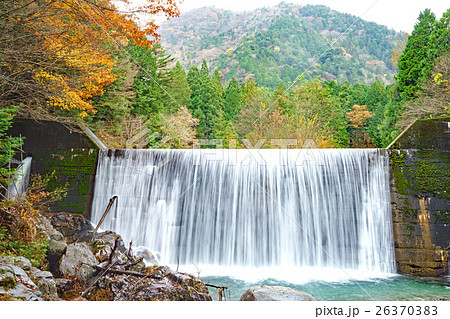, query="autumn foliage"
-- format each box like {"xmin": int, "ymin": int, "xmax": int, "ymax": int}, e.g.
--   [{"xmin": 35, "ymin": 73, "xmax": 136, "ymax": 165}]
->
[{"xmin": 0, "ymin": 0, "xmax": 179, "ymax": 116}]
